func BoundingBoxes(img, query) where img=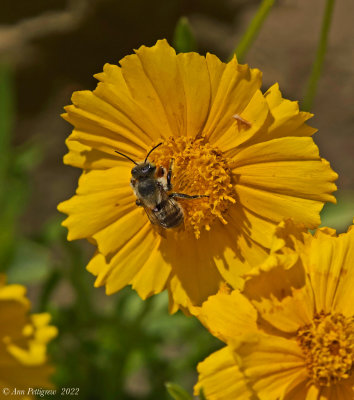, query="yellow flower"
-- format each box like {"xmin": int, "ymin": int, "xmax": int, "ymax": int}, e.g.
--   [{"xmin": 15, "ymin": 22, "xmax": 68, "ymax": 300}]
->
[
  {"xmin": 194, "ymin": 220, "xmax": 354, "ymax": 400},
  {"xmin": 0, "ymin": 276, "xmax": 57, "ymax": 397},
  {"xmin": 58, "ymin": 39, "xmax": 337, "ymax": 312}
]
